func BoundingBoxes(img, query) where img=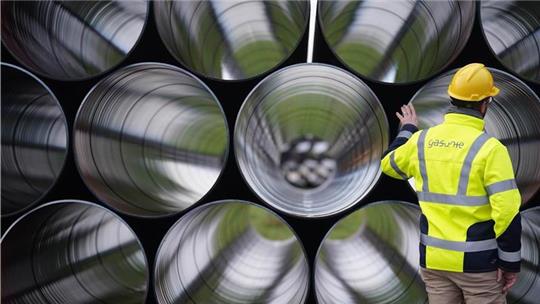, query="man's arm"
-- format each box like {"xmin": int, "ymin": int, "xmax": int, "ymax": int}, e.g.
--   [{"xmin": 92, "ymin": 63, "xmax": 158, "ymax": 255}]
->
[
  {"xmin": 484, "ymin": 142, "xmax": 521, "ymax": 293},
  {"xmin": 381, "ymin": 104, "xmax": 418, "ymax": 179},
  {"xmin": 383, "ymin": 123, "xmax": 419, "ymax": 157}
]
